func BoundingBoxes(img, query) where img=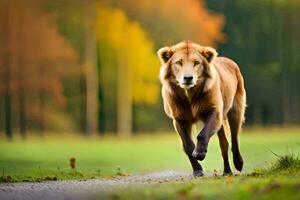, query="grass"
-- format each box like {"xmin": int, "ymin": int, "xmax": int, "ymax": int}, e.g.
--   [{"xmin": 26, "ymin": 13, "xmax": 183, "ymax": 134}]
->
[
  {"xmin": 271, "ymin": 153, "xmax": 300, "ymax": 171},
  {"xmin": 258, "ymin": 151, "xmax": 300, "ymax": 187},
  {"xmin": 109, "ymin": 174, "xmax": 300, "ymax": 200},
  {"xmin": 107, "ymin": 153, "xmax": 300, "ymax": 200},
  {"xmin": 0, "ymin": 128, "xmax": 299, "ymax": 183}
]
